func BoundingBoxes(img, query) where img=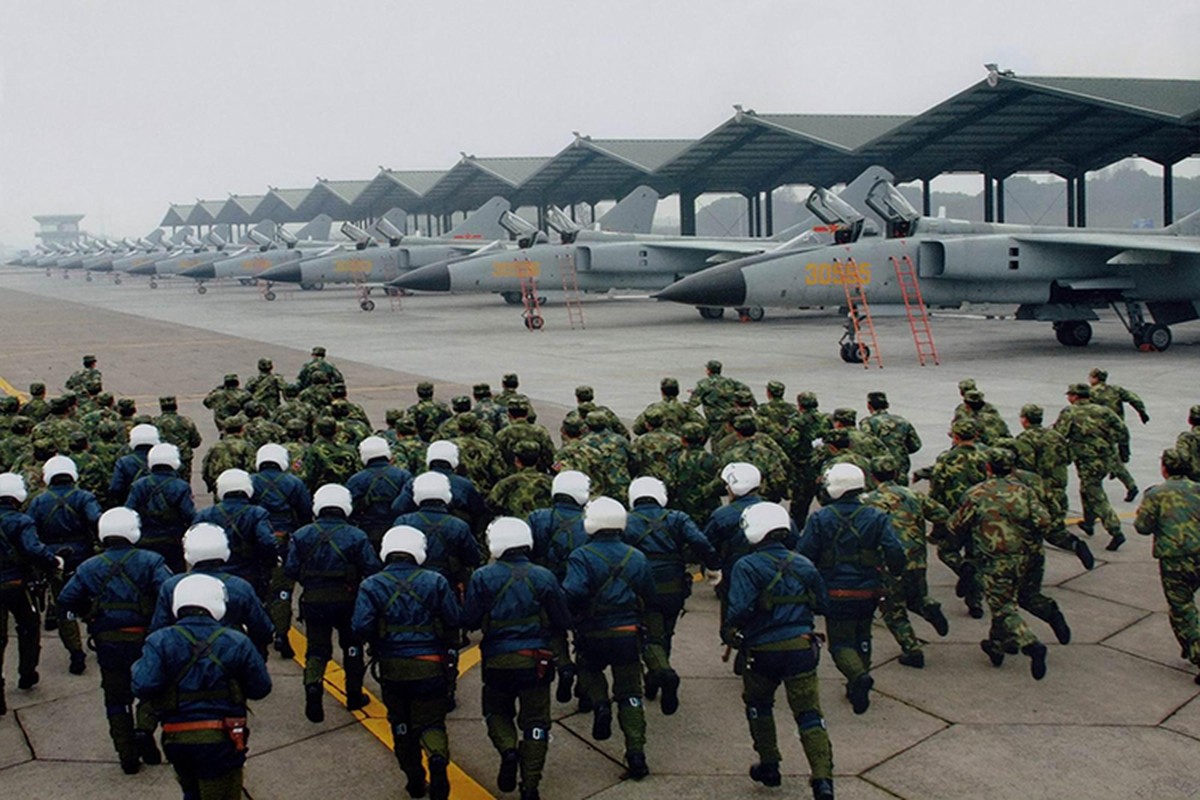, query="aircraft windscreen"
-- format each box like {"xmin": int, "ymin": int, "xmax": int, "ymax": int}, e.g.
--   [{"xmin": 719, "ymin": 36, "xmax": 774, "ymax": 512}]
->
[
  {"xmin": 545, "ymin": 206, "xmax": 580, "ymax": 234},
  {"xmin": 805, "ymin": 188, "xmax": 865, "ymax": 227},
  {"xmin": 500, "ymin": 211, "xmax": 537, "ymax": 237}
]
